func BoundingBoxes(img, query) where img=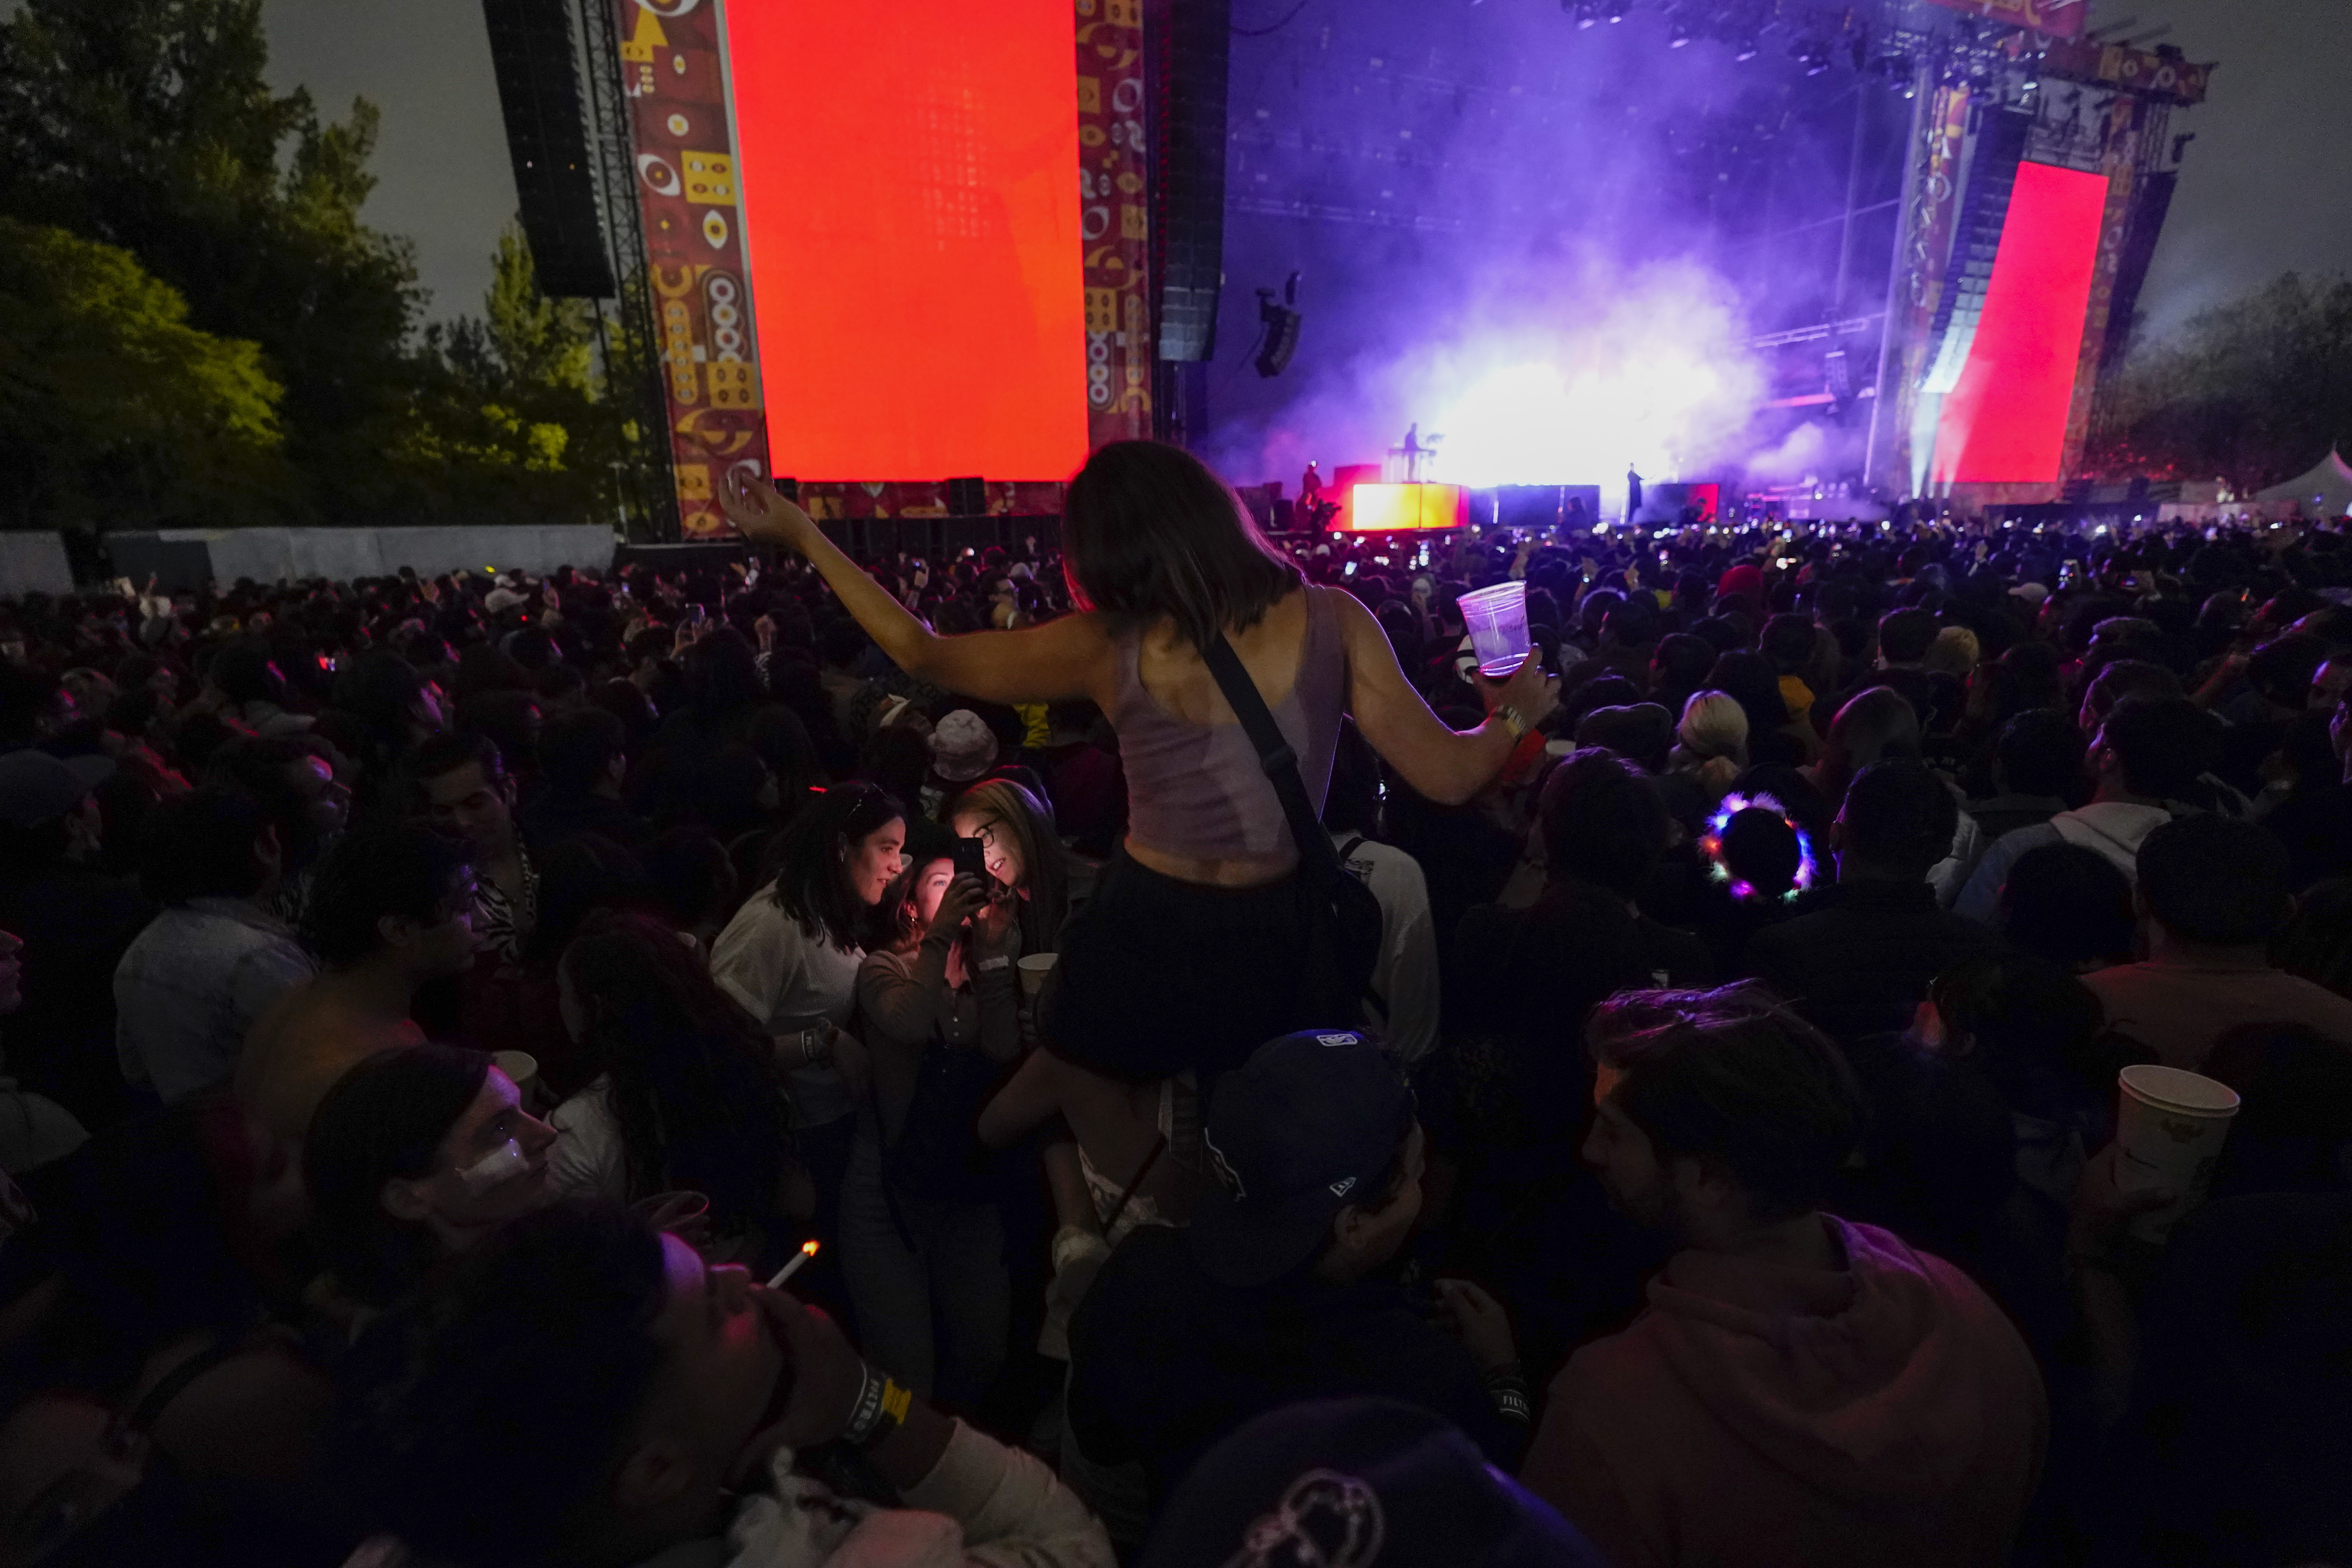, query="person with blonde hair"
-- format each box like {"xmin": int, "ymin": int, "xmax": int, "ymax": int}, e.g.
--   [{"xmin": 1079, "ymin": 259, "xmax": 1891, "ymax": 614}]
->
[
  {"xmin": 948, "ymin": 777, "xmax": 1071, "ymax": 958},
  {"xmin": 1925, "ymin": 625, "xmax": 1982, "ymax": 678},
  {"xmin": 1670, "ymin": 691, "xmax": 1749, "ymax": 802}
]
